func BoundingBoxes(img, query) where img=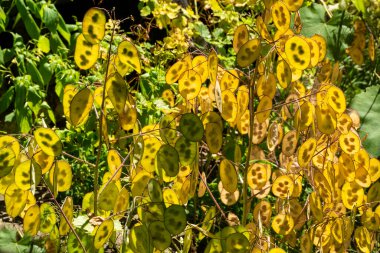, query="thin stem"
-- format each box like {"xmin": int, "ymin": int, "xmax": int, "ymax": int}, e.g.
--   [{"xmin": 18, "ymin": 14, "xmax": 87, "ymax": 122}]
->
[
  {"xmin": 41, "ymin": 178, "xmax": 87, "ymax": 253},
  {"xmin": 94, "ymin": 21, "xmax": 116, "ymax": 216},
  {"xmin": 199, "ymin": 173, "xmax": 227, "ymax": 221},
  {"xmin": 242, "ymin": 63, "xmax": 258, "ymax": 226}
]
